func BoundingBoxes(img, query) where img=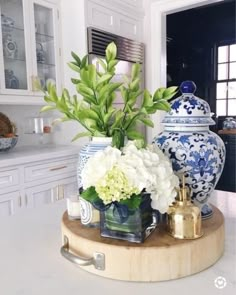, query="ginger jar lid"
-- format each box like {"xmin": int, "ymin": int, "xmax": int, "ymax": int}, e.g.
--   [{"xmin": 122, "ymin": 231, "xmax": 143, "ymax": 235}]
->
[{"xmin": 162, "ymin": 81, "xmax": 215, "ymax": 126}]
